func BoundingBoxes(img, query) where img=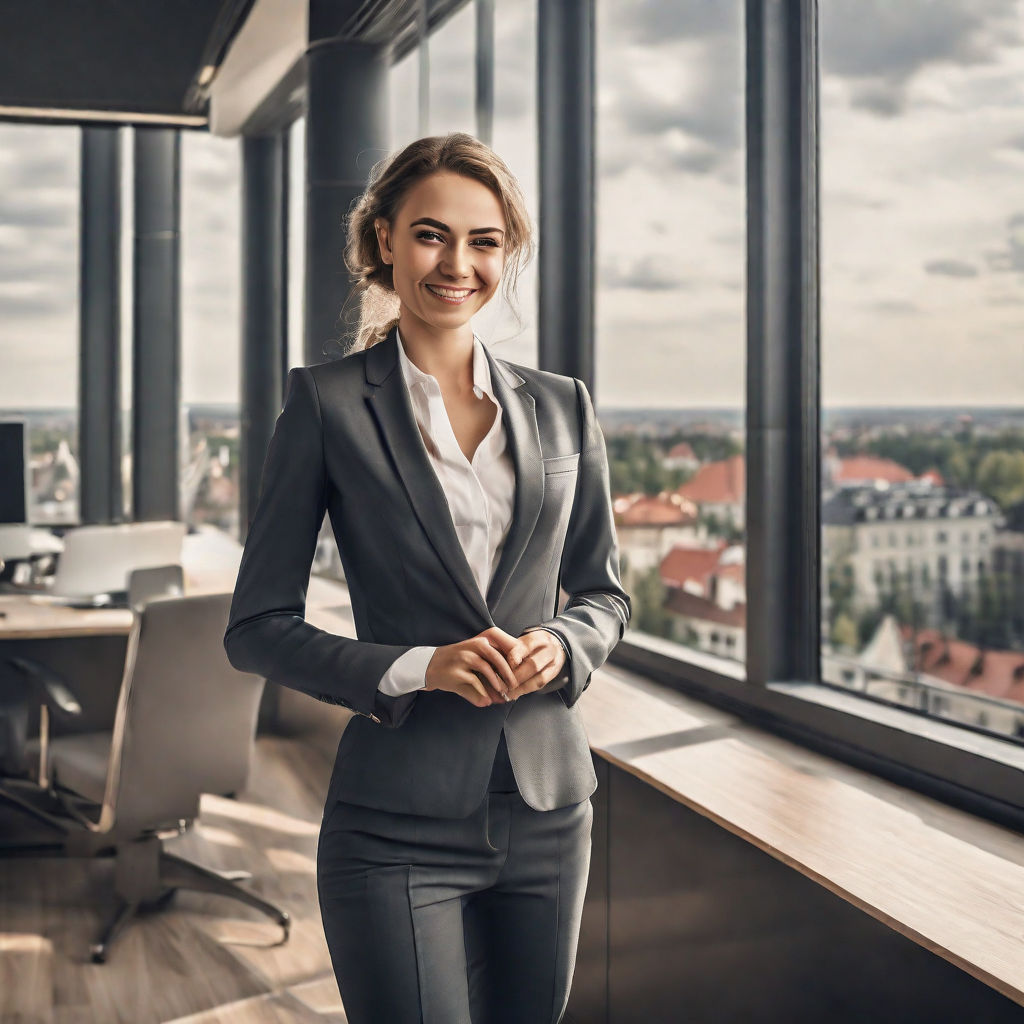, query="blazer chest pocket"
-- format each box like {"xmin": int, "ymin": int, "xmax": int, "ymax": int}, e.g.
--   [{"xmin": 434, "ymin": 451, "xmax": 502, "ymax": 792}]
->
[{"xmin": 543, "ymin": 452, "xmax": 580, "ymax": 476}]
